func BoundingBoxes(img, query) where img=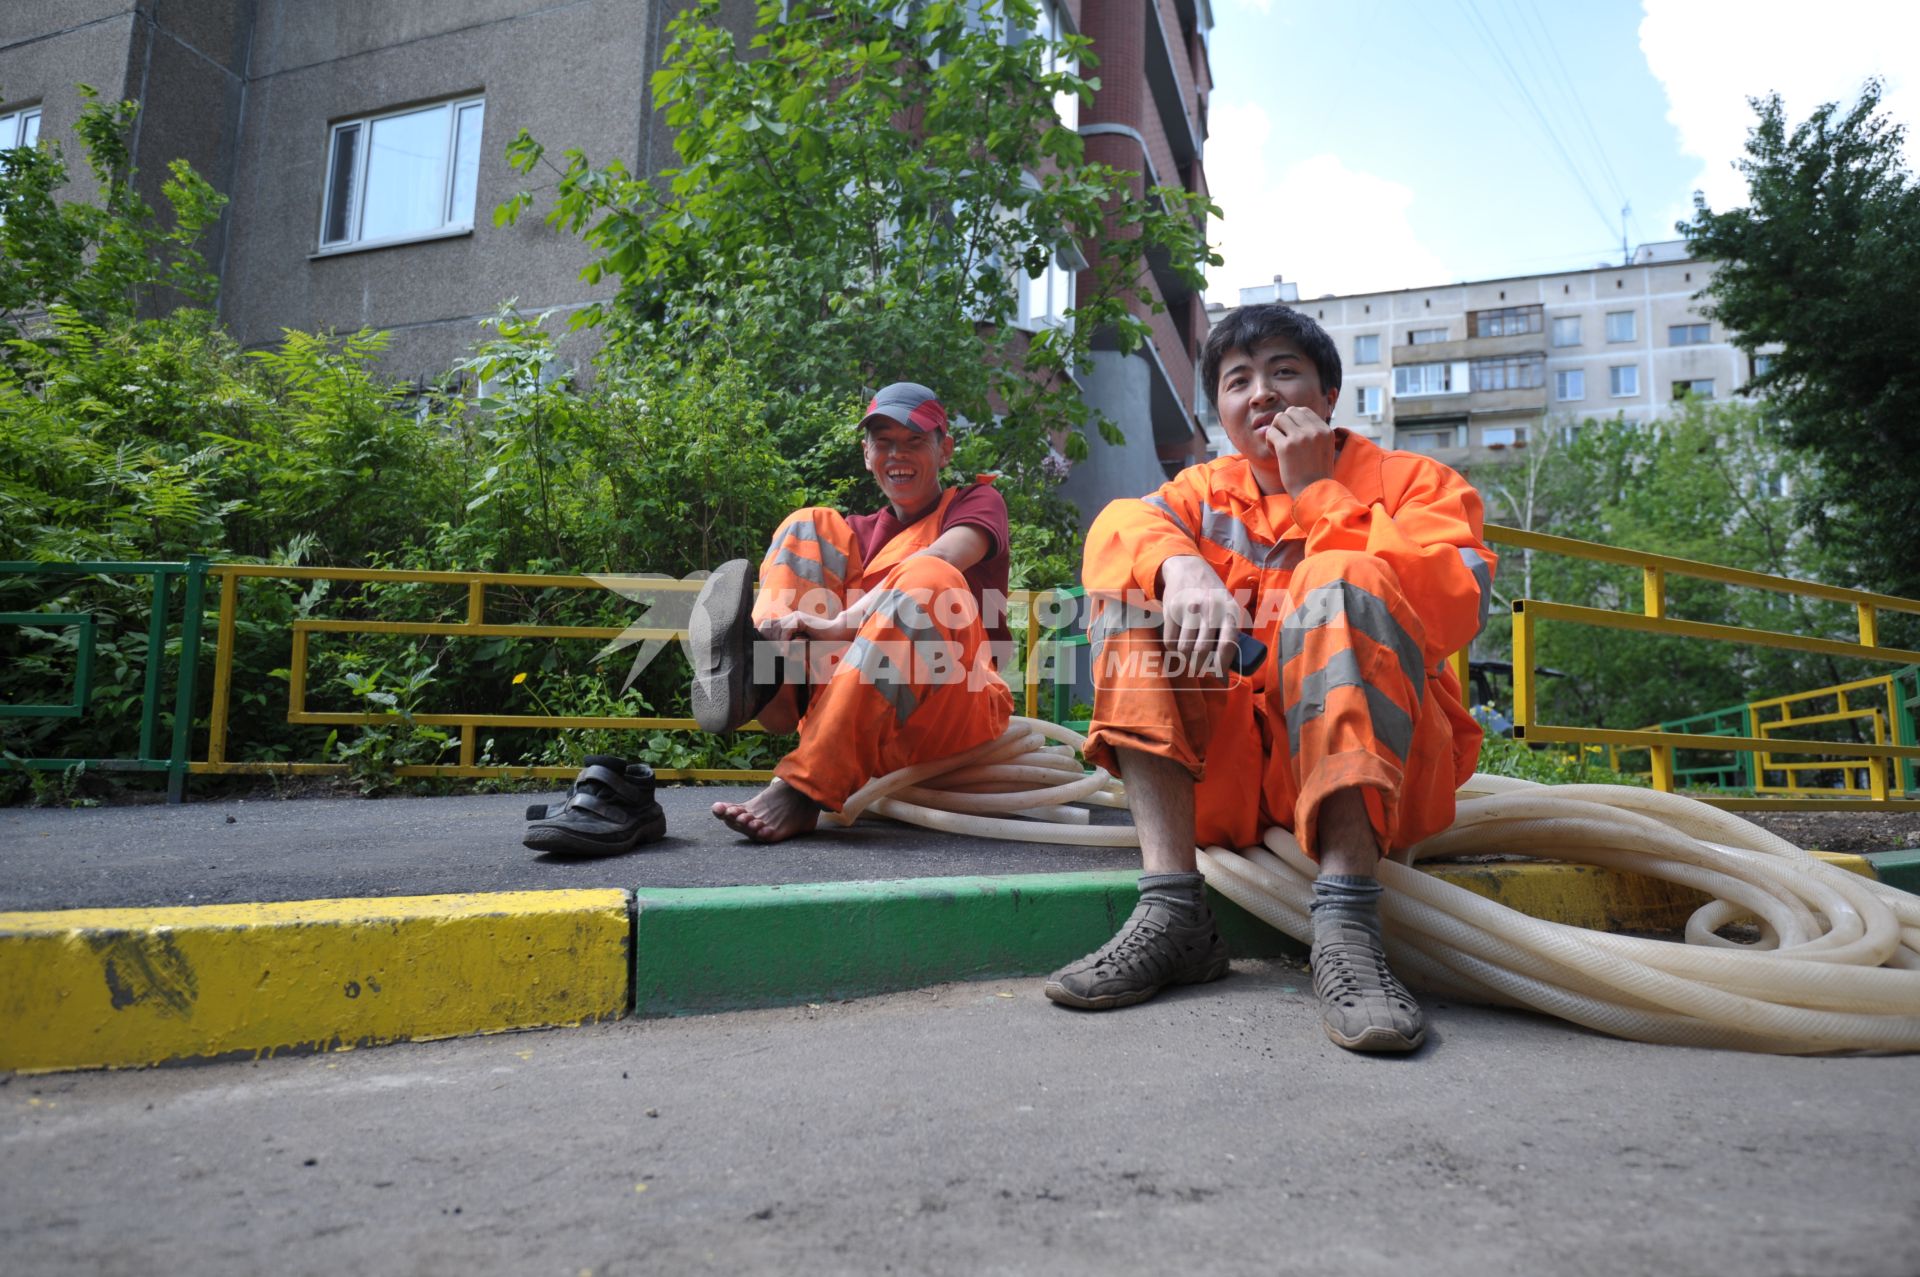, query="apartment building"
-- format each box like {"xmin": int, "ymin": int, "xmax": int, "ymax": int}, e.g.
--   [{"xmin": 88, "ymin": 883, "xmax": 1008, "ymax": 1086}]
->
[
  {"xmin": 1, "ymin": 0, "xmax": 1214, "ymax": 523},
  {"xmin": 1205, "ymin": 242, "xmax": 1765, "ymax": 470},
  {"xmin": 1057, "ymin": 0, "xmax": 1216, "ymax": 519}
]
